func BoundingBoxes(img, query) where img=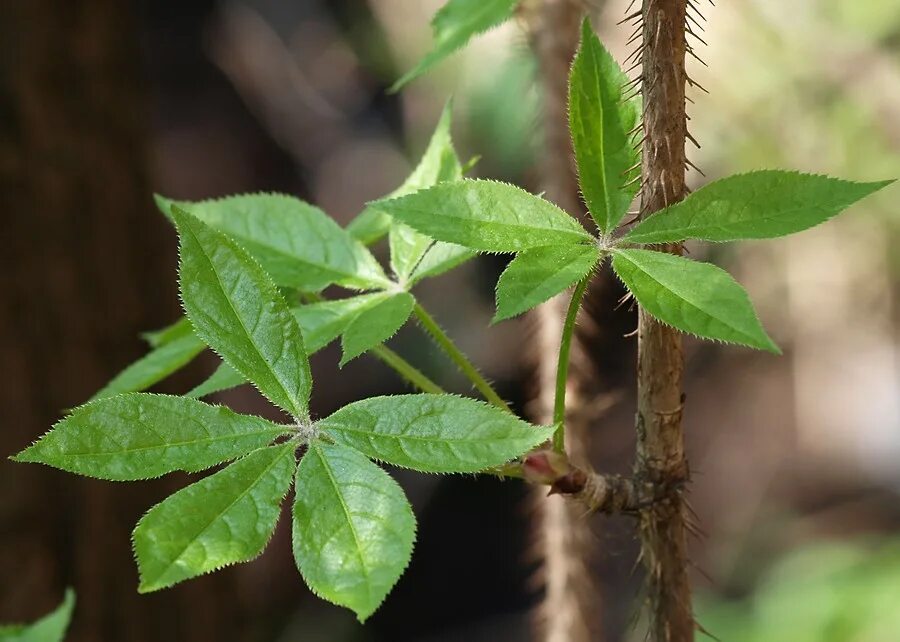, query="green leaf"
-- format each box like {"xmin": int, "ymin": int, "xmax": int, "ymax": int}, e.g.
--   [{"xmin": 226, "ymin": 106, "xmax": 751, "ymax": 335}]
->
[
  {"xmin": 186, "ymin": 362, "xmax": 246, "ymax": 399},
  {"xmin": 14, "ymin": 393, "xmax": 287, "ymax": 481},
  {"xmin": 319, "ymin": 394, "xmax": 554, "ymax": 473},
  {"xmin": 157, "ymin": 193, "xmax": 388, "ymax": 291},
  {"xmin": 0, "ymin": 589, "xmax": 75, "ymax": 642},
  {"xmin": 391, "ymin": 0, "xmax": 521, "ymax": 91},
  {"xmin": 388, "ymin": 102, "xmax": 469, "ymax": 283},
  {"xmin": 494, "ymin": 244, "xmax": 600, "ymax": 322},
  {"xmin": 379, "ymin": 179, "xmax": 592, "ymax": 252},
  {"xmin": 611, "ymin": 249, "xmax": 779, "ymax": 352},
  {"xmin": 346, "ymin": 207, "xmax": 391, "ymax": 245},
  {"xmin": 173, "ymin": 207, "xmax": 312, "ymax": 419},
  {"xmin": 340, "ymin": 293, "xmax": 415, "ymax": 366},
  {"xmin": 623, "ymin": 171, "xmax": 894, "ymax": 244},
  {"xmin": 134, "ymin": 444, "xmax": 295, "ymax": 593},
  {"xmin": 408, "ymin": 242, "xmax": 474, "ymax": 285},
  {"xmin": 142, "ymin": 316, "xmax": 194, "ymax": 348},
  {"xmin": 292, "ymin": 443, "xmax": 415, "ymax": 621},
  {"xmin": 569, "ymin": 18, "xmax": 640, "ymax": 234},
  {"xmin": 187, "ymin": 294, "xmax": 401, "ymax": 398},
  {"xmin": 90, "ymin": 333, "xmax": 206, "ymax": 401}
]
